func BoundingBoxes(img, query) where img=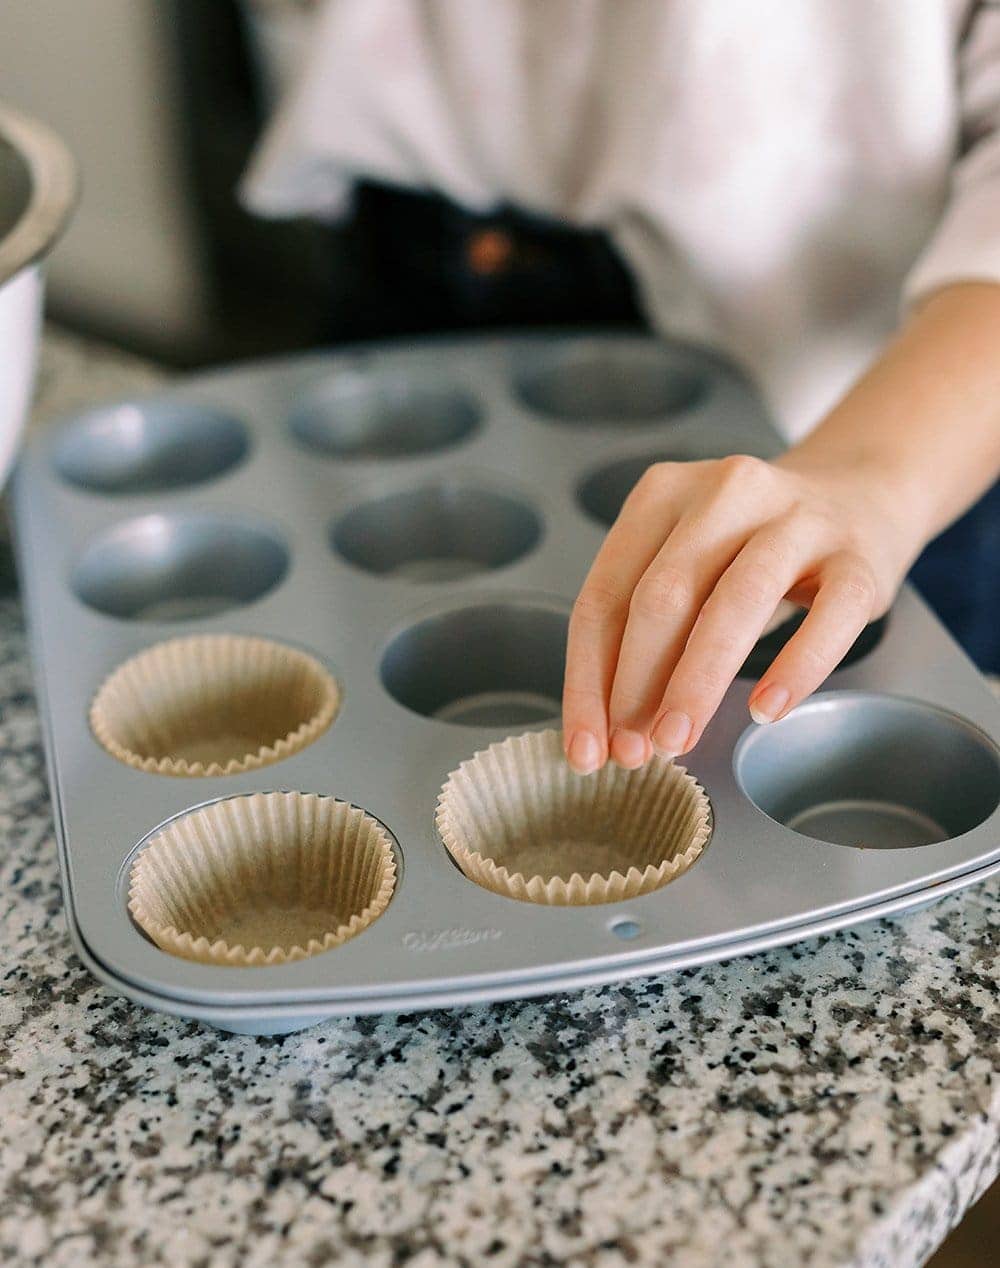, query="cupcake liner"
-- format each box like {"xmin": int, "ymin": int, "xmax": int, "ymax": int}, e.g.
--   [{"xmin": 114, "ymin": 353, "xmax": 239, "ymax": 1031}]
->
[
  {"xmin": 129, "ymin": 791, "xmax": 397, "ymax": 966},
  {"xmin": 91, "ymin": 635, "xmax": 340, "ymax": 776},
  {"xmin": 436, "ymin": 729, "xmax": 711, "ymax": 905}
]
